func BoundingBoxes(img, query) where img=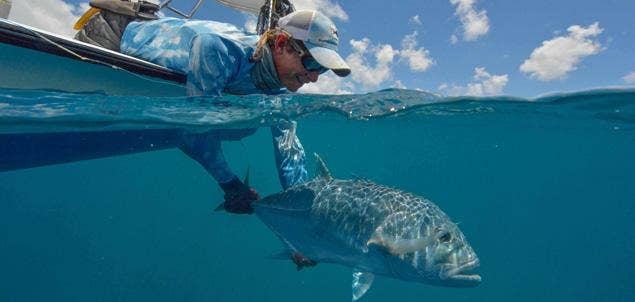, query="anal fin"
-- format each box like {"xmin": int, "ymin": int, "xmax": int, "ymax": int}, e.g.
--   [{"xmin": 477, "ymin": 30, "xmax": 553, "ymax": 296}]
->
[{"xmin": 352, "ymin": 270, "xmax": 375, "ymax": 301}]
